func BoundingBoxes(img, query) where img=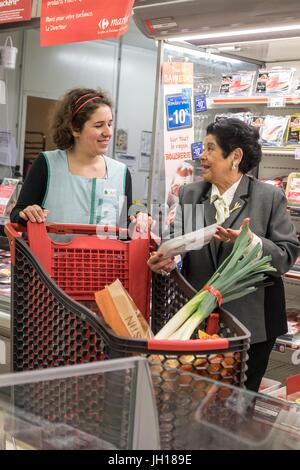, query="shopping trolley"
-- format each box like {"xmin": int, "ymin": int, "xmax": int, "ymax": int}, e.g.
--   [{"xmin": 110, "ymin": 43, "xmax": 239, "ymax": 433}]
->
[{"xmin": 5, "ymin": 221, "xmax": 250, "ymax": 449}]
